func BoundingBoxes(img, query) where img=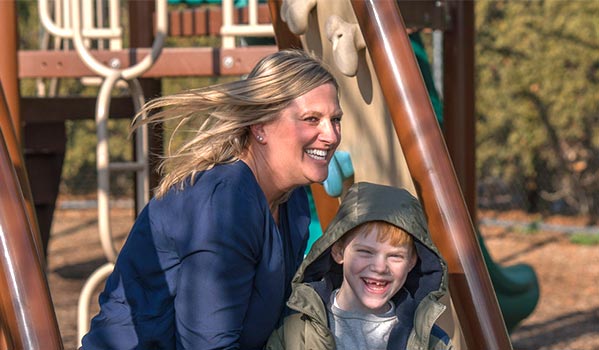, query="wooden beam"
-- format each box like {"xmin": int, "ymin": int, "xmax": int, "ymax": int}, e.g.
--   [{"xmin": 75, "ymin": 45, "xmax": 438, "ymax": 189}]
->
[
  {"xmin": 21, "ymin": 97, "xmax": 135, "ymax": 123},
  {"xmin": 167, "ymin": 4, "xmax": 272, "ymax": 37},
  {"xmin": 165, "ymin": 2, "xmax": 447, "ymax": 38},
  {"xmin": 18, "ymin": 47, "xmax": 278, "ymax": 79}
]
